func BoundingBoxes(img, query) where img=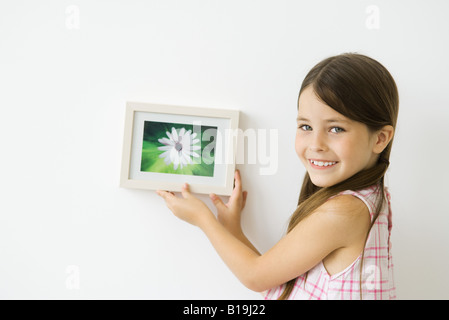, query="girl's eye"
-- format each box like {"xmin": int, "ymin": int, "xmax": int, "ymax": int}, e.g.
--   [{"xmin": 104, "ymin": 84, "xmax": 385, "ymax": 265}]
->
[
  {"xmin": 298, "ymin": 124, "xmax": 312, "ymax": 131},
  {"xmin": 330, "ymin": 127, "xmax": 345, "ymax": 133}
]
